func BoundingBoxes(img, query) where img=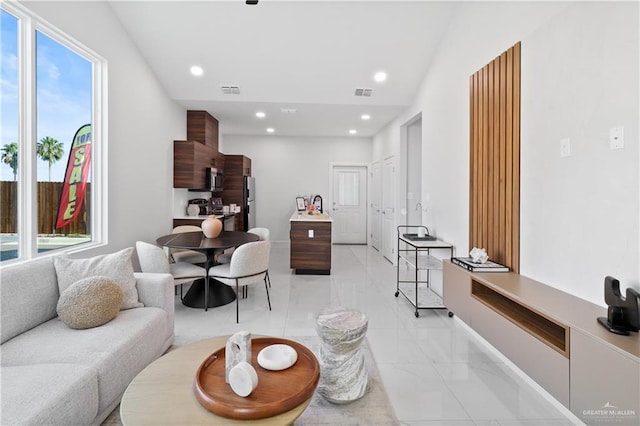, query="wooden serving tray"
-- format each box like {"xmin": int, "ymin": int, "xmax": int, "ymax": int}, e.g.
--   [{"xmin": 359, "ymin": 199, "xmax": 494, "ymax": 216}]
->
[{"xmin": 193, "ymin": 337, "xmax": 320, "ymax": 420}]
